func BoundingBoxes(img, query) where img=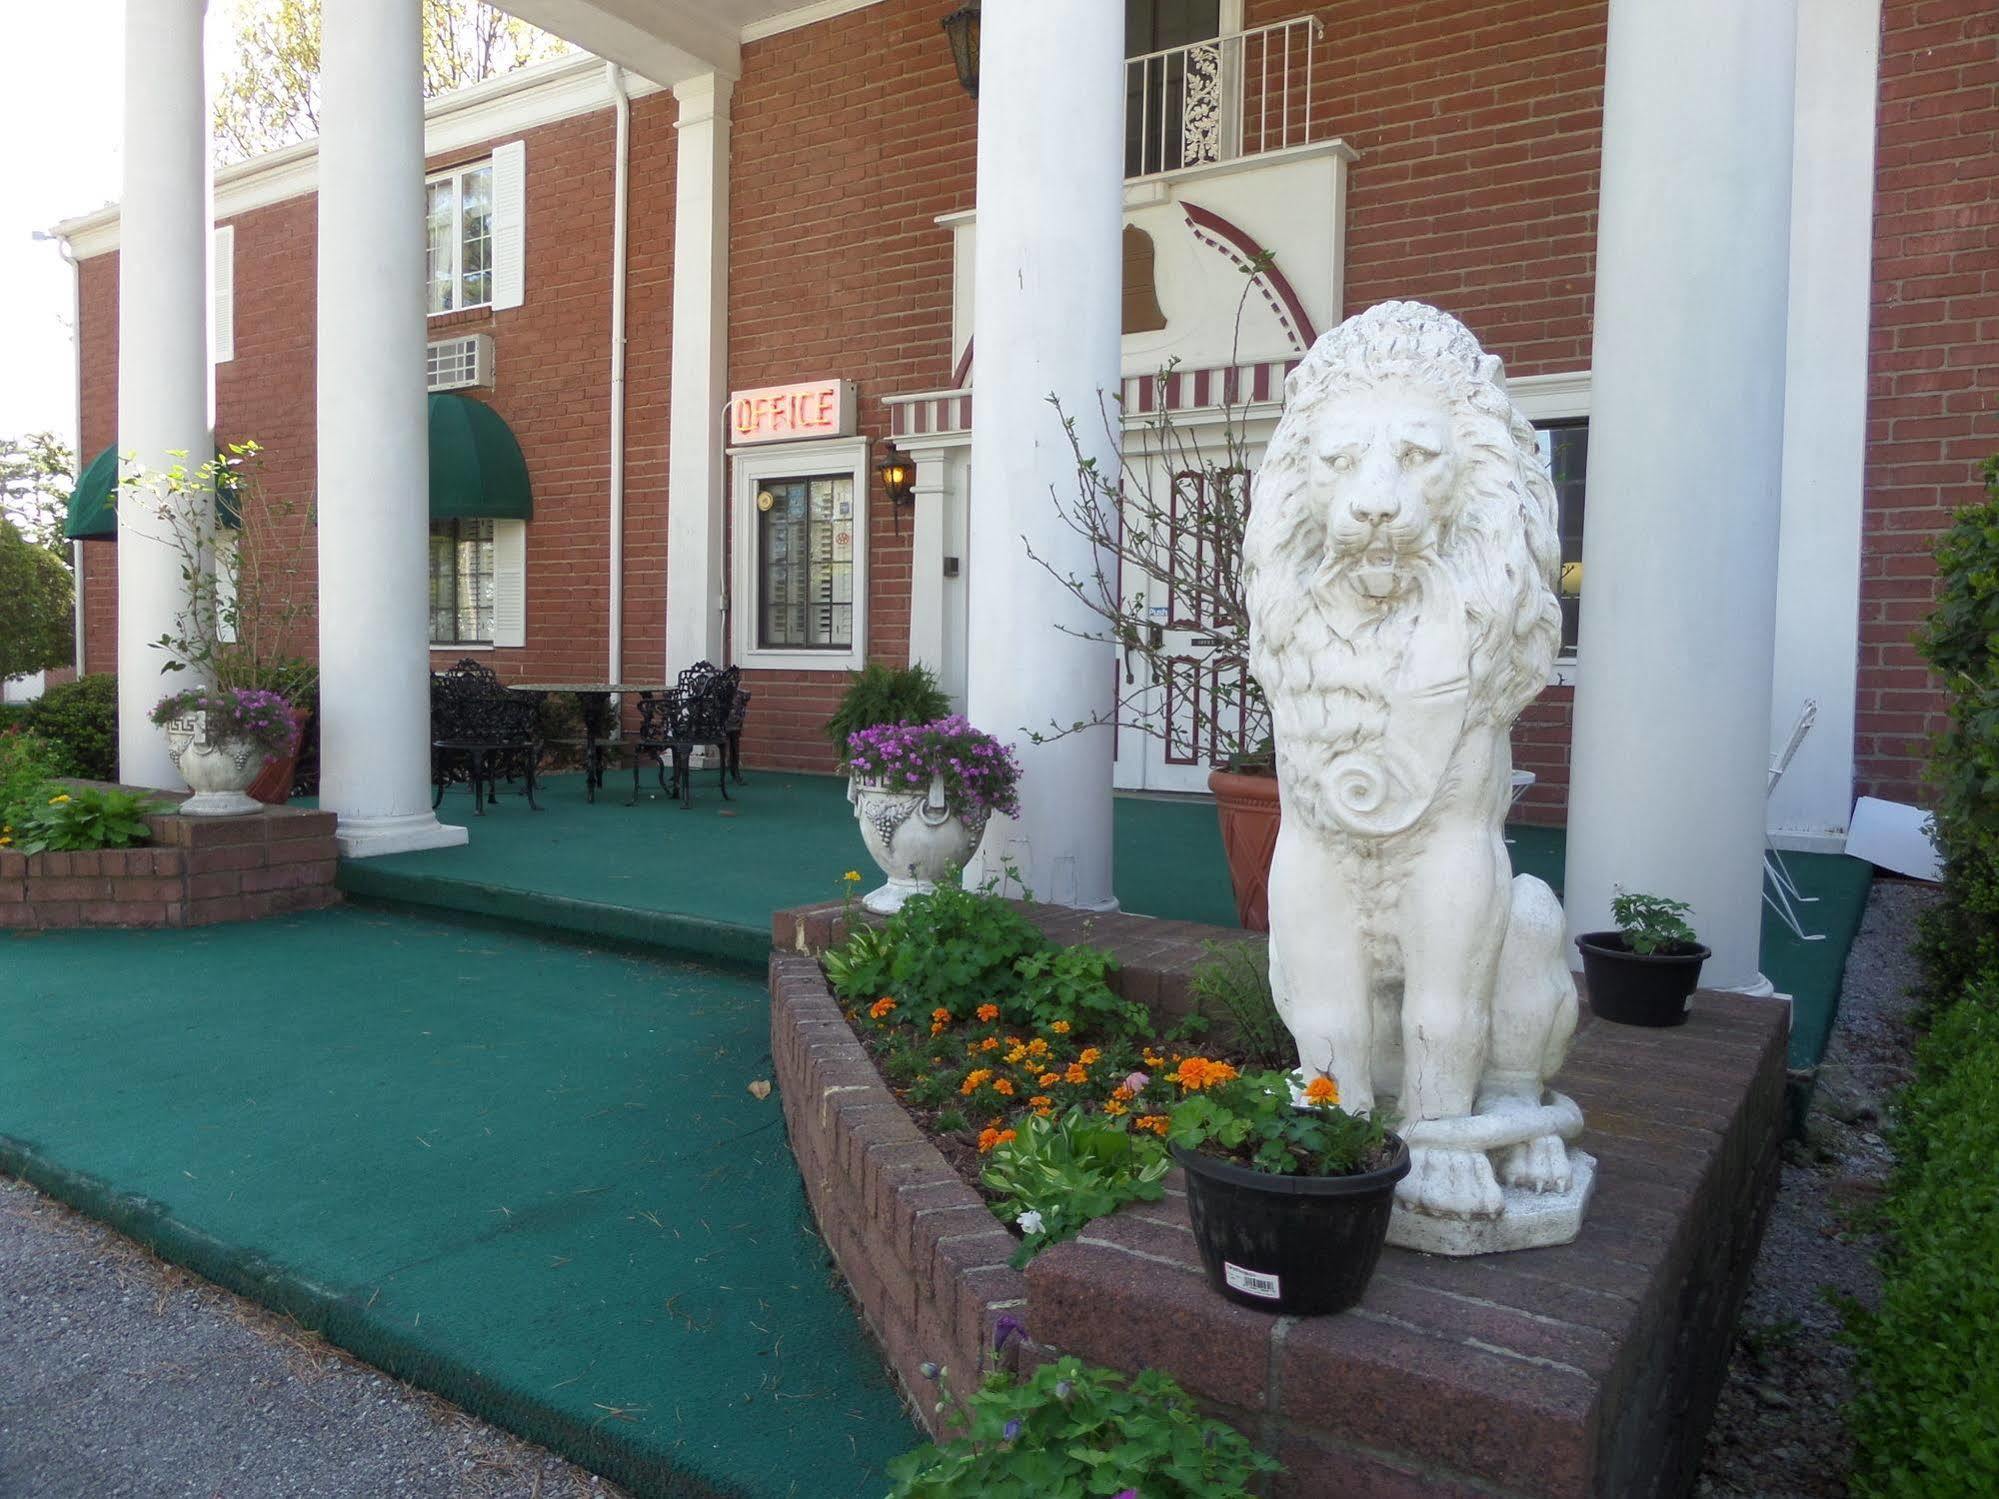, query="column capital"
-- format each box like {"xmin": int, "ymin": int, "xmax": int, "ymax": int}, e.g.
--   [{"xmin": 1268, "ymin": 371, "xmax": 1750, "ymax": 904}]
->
[{"xmin": 672, "ymin": 72, "xmax": 733, "ymax": 130}]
